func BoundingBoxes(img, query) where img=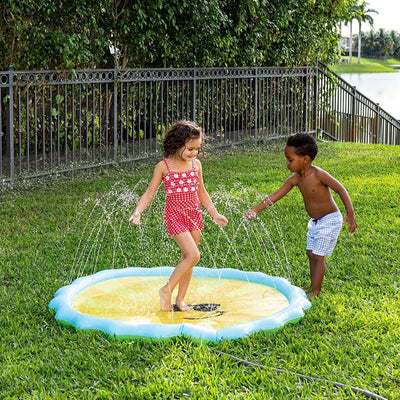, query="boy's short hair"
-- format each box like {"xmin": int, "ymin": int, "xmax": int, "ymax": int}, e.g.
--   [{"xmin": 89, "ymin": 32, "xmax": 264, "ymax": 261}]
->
[{"xmin": 286, "ymin": 132, "xmax": 318, "ymax": 160}]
